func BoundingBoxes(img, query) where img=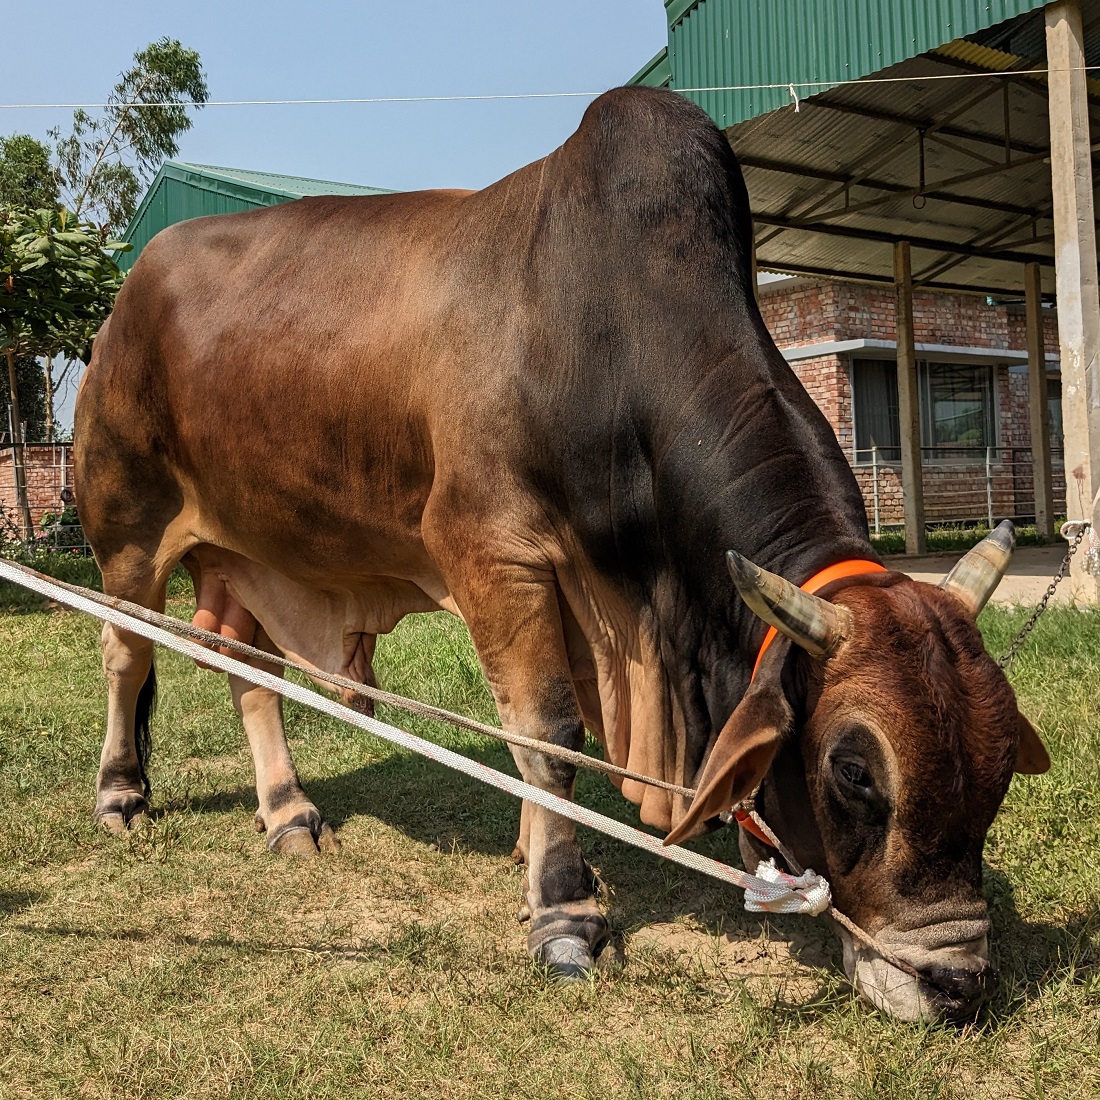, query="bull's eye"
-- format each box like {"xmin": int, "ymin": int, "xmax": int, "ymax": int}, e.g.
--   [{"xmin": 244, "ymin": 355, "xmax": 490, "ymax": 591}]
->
[{"xmin": 834, "ymin": 757, "xmax": 873, "ymax": 793}]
